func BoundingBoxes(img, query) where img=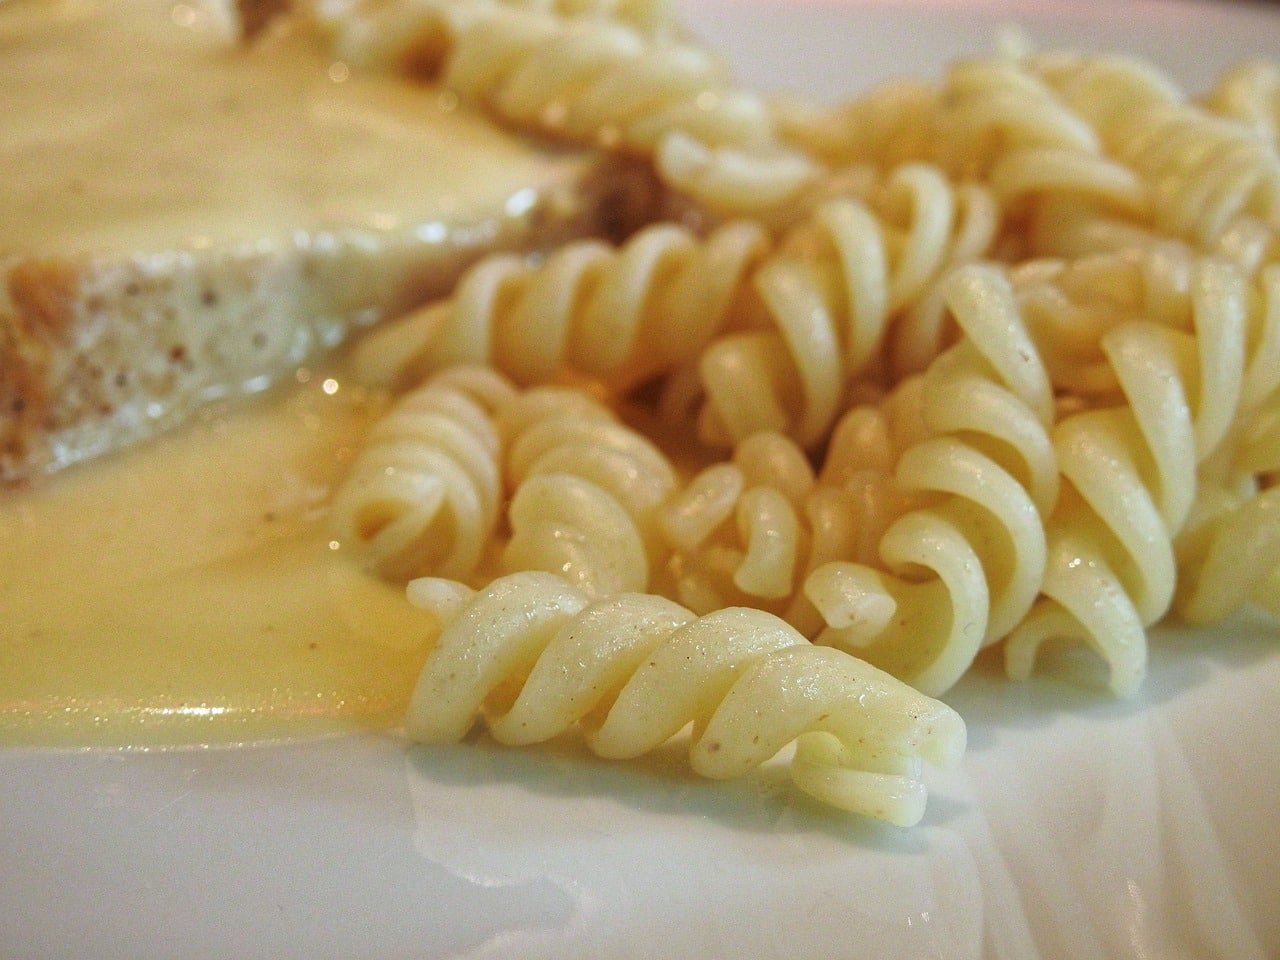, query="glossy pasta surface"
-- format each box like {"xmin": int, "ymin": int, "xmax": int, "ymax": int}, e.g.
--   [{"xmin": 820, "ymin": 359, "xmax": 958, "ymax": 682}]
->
[{"xmin": 318, "ymin": 3, "xmax": 1280, "ymax": 822}]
